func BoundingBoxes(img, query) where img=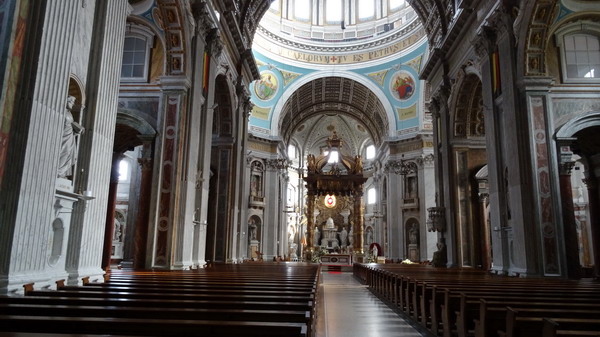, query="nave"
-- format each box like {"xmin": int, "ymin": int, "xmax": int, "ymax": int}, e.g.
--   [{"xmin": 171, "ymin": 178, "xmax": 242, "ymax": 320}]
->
[
  {"xmin": 0, "ymin": 262, "xmax": 599, "ymax": 336},
  {"xmin": 316, "ymin": 271, "xmax": 424, "ymax": 337}
]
